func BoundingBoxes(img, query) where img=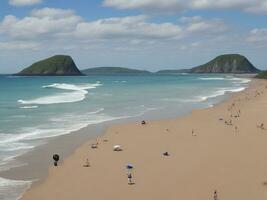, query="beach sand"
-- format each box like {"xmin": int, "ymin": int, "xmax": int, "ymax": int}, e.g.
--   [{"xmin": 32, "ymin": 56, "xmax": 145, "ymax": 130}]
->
[{"xmin": 21, "ymin": 79, "xmax": 267, "ymax": 200}]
